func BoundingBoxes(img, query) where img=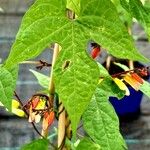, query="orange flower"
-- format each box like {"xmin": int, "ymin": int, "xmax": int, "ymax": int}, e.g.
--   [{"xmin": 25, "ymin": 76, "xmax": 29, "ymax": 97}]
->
[
  {"xmin": 131, "ymin": 73, "xmax": 143, "ymax": 84},
  {"xmin": 123, "ymin": 74, "xmax": 141, "ymax": 91},
  {"xmin": 42, "ymin": 111, "xmax": 55, "ymax": 131}
]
